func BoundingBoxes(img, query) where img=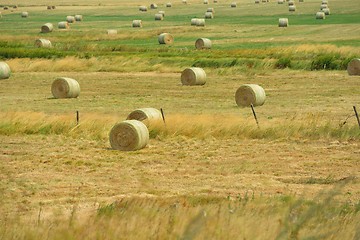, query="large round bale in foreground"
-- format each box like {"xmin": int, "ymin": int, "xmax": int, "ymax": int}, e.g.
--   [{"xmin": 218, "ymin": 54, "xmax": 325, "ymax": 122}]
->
[
  {"xmin": 66, "ymin": 16, "xmax": 76, "ymax": 23},
  {"xmin": 109, "ymin": 120, "xmax": 149, "ymax": 151},
  {"xmin": 21, "ymin": 11, "xmax": 28, "ymax": 18},
  {"xmin": 0, "ymin": 62, "xmax": 11, "ymax": 80},
  {"xmin": 181, "ymin": 67, "xmax": 206, "ymax": 86},
  {"xmin": 316, "ymin": 11, "xmax": 325, "ymax": 19},
  {"xmin": 278, "ymin": 18, "xmax": 289, "ymax": 27},
  {"xmin": 126, "ymin": 108, "xmax": 163, "ymax": 126},
  {"xmin": 195, "ymin": 38, "xmax": 212, "ymax": 49},
  {"xmin": 58, "ymin": 21, "xmax": 70, "ymax": 29},
  {"xmin": 235, "ymin": 84, "xmax": 266, "ymax": 107},
  {"xmin": 35, "ymin": 38, "xmax": 52, "ymax": 48},
  {"xmin": 74, "ymin": 15, "xmax": 83, "ymax": 21},
  {"xmin": 347, "ymin": 58, "xmax": 360, "ymax": 76},
  {"xmin": 158, "ymin": 33, "xmax": 174, "ymax": 44},
  {"xmin": 41, "ymin": 23, "xmax": 53, "ymax": 33},
  {"xmin": 132, "ymin": 20, "xmax": 142, "ymax": 27},
  {"xmin": 51, "ymin": 77, "xmax": 80, "ymax": 99},
  {"xmin": 322, "ymin": 8, "xmax": 330, "ymax": 15}
]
